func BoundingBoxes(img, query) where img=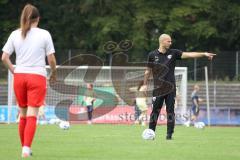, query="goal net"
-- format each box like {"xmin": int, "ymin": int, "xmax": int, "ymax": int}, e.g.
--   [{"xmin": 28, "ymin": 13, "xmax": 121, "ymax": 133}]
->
[{"xmin": 7, "ymin": 66, "xmax": 187, "ymax": 124}]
